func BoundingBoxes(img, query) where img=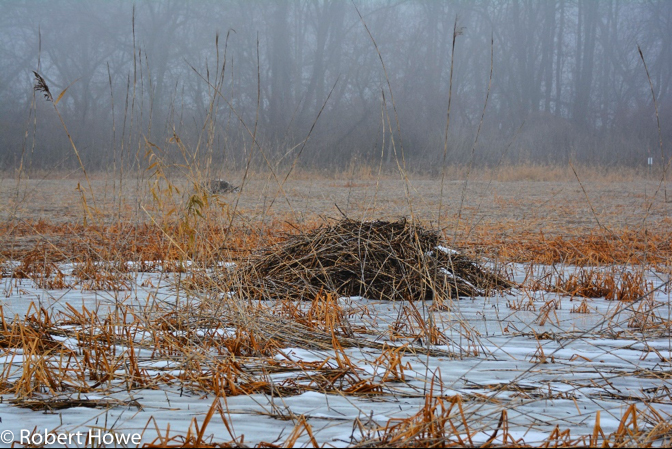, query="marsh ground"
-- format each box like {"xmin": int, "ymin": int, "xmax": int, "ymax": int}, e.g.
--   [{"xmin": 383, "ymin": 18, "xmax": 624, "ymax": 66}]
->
[
  {"xmin": 2, "ymin": 173, "xmax": 670, "ymax": 229},
  {"xmin": 0, "ymin": 171, "xmax": 670, "ymax": 447}
]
